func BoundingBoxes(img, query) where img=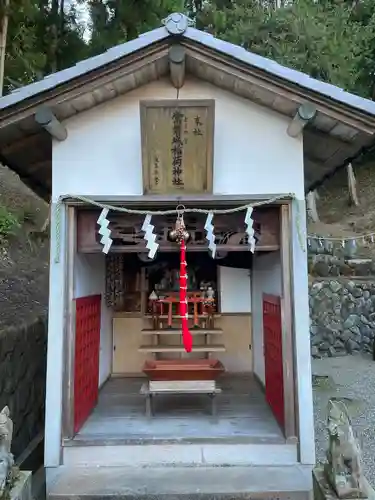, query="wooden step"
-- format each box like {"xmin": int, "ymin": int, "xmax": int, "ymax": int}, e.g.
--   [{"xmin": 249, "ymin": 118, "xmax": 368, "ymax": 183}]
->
[
  {"xmin": 139, "ymin": 344, "xmax": 226, "ymax": 353},
  {"xmin": 141, "ymin": 328, "xmax": 223, "ymax": 335}
]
